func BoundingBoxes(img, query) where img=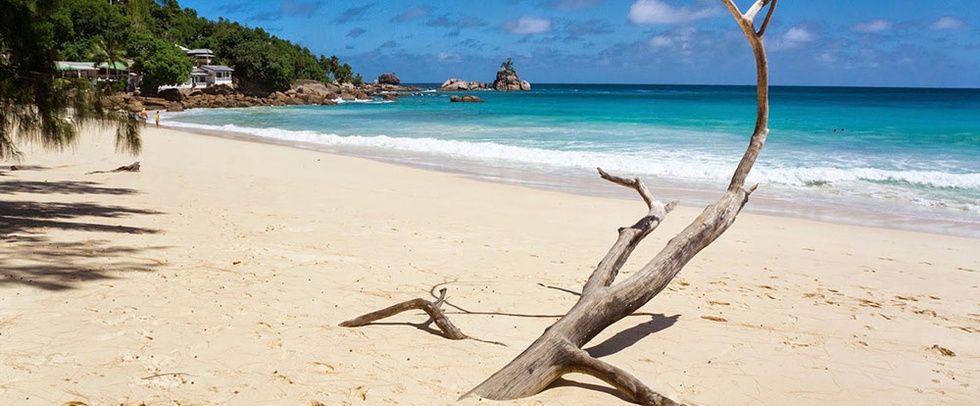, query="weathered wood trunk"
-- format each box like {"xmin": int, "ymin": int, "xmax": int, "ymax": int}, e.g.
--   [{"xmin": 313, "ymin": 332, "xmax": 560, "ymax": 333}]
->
[
  {"xmin": 464, "ymin": 1, "xmax": 777, "ymax": 404},
  {"xmin": 340, "ymin": 1, "xmax": 778, "ymax": 404}
]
